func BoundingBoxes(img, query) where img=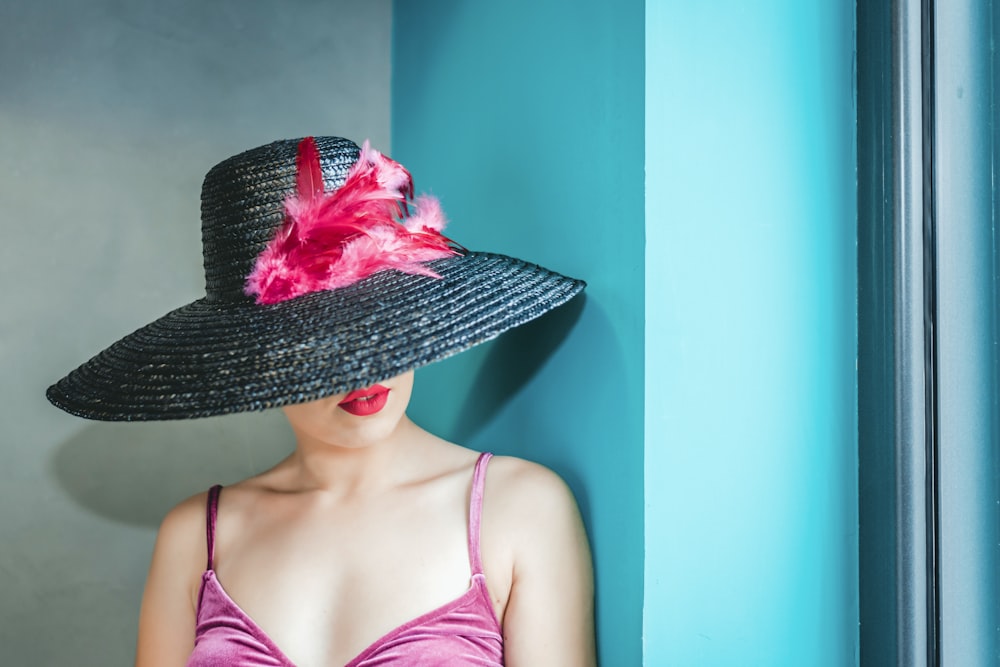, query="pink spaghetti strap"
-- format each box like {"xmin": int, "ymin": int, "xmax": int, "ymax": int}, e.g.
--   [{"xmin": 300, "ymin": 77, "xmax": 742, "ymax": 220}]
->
[
  {"xmin": 205, "ymin": 485, "xmax": 222, "ymax": 571},
  {"xmin": 468, "ymin": 452, "xmax": 492, "ymax": 575}
]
